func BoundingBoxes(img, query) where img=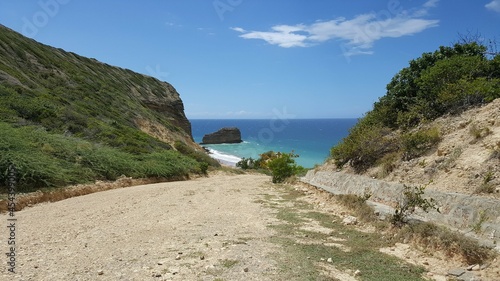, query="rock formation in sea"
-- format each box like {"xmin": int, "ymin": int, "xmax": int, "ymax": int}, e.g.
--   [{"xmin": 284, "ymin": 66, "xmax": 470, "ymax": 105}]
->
[{"xmin": 201, "ymin": 127, "xmax": 242, "ymax": 144}]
